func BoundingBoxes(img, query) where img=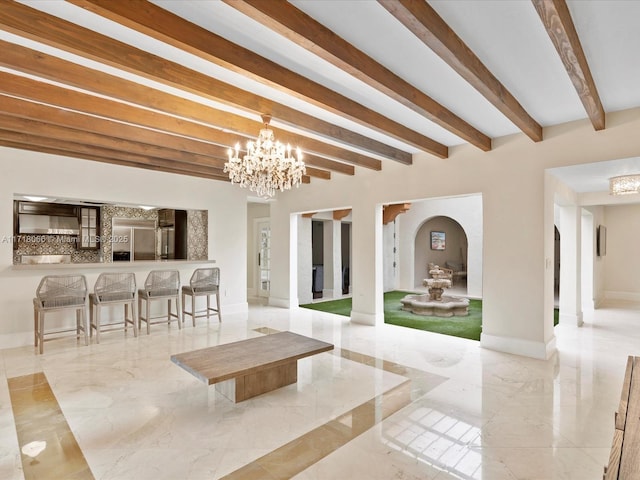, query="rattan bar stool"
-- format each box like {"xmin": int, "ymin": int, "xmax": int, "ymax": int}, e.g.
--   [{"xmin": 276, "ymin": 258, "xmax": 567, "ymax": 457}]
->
[
  {"xmin": 33, "ymin": 274, "xmax": 89, "ymax": 354},
  {"xmin": 90, "ymin": 272, "xmax": 137, "ymax": 343},
  {"xmin": 138, "ymin": 270, "xmax": 181, "ymax": 334},
  {"xmin": 181, "ymin": 267, "xmax": 221, "ymax": 326}
]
